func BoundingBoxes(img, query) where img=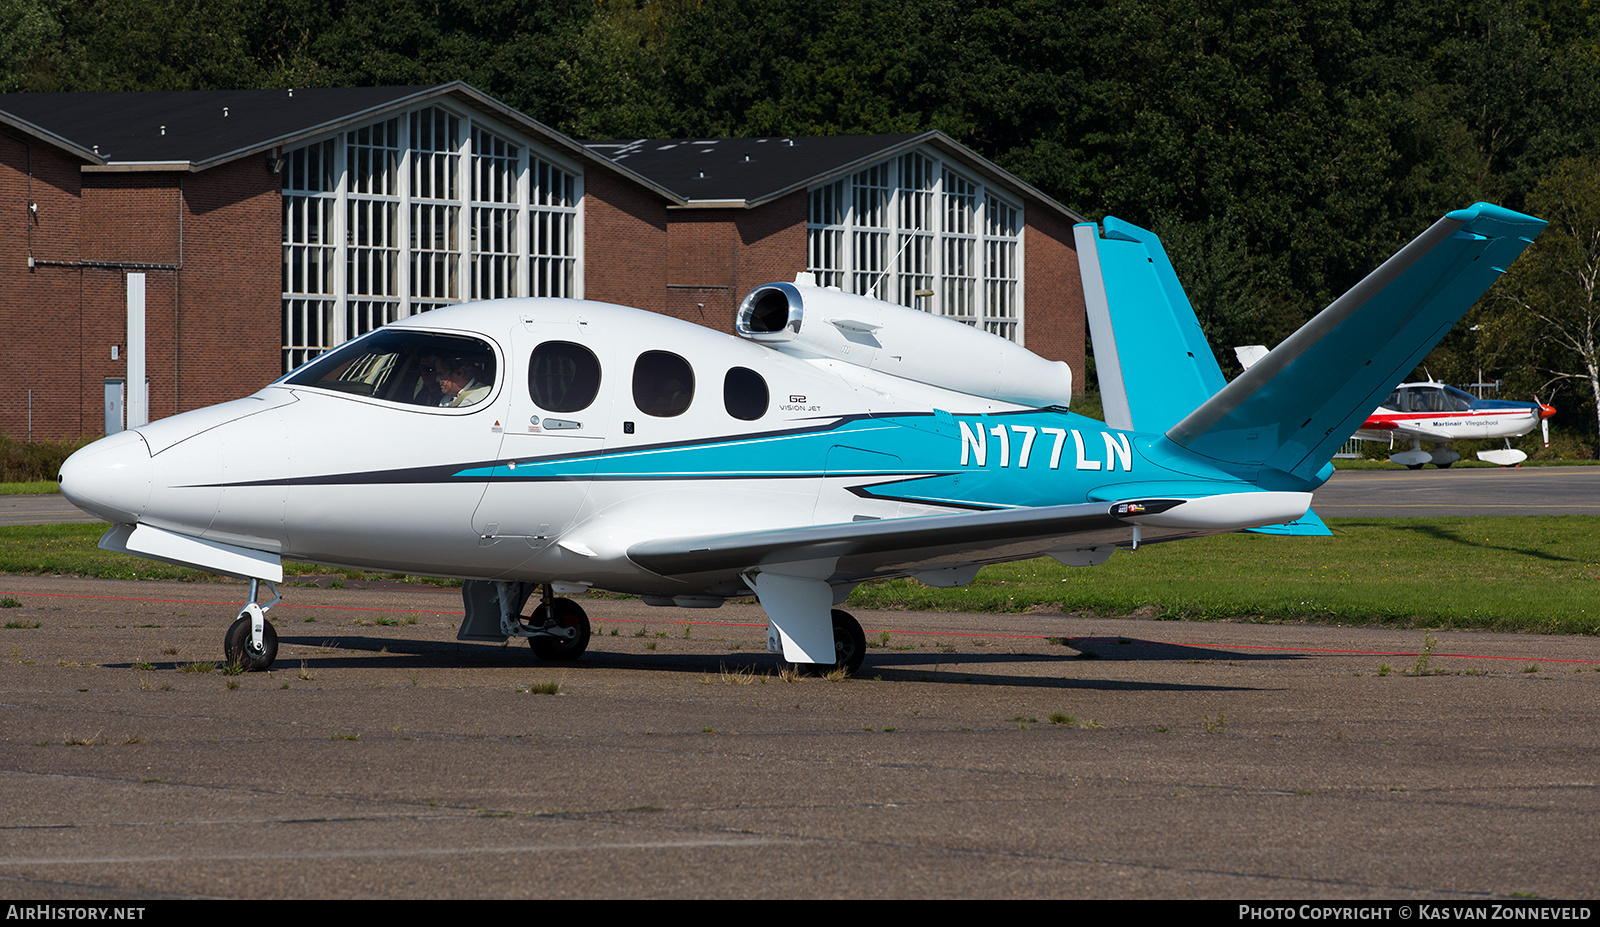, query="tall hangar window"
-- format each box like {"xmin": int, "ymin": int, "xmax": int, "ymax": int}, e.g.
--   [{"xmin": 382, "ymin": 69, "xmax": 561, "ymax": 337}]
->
[
  {"xmin": 806, "ymin": 151, "xmax": 1025, "ymax": 343},
  {"xmin": 281, "ymin": 105, "xmax": 583, "ymax": 372}
]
